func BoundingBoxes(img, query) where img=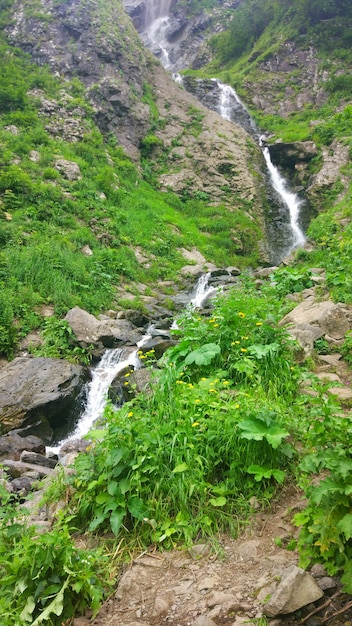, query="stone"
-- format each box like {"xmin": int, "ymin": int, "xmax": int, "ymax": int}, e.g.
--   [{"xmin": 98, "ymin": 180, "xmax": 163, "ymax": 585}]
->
[
  {"xmin": 192, "ymin": 617, "xmax": 218, "ymax": 626},
  {"xmin": 189, "ymin": 544, "xmax": 210, "ymax": 559},
  {"xmin": 152, "ymin": 591, "xmax": 175, "ymax": 618},
  {"xmin": 280, "ymin": 299, "xmax": 351, "ymax": 343},
  {"xmin": 263, "ymin": 565, "xmax": 324, "ymax": 616},
  {"xmin": 1, "ymin": 459, "xmax": 55, "ymax": 479},
  {"xmin": 0, "ymin": 357, "xmax": 87, "ymax": 433},
  {"xmin": 0, "ymin": 433, "xmax": 45, "ymax": 462},
  {"xmin": 20, "ymin": 451, "xmax": 58, "ymax": 469},
  {"xmin": 237, "ymin": 539, "xmax": 260, "ymax": 560},
  {"xmin": 65, "ymin": 307, "xmax": 143, "ymax": 351},
  {"xmin": 317, "ymin": 577, "xmax": 337, "ymax": 591},
  {"xmin": 54, "ymin": 158, "xmax": 81, "ymax": 180}
]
